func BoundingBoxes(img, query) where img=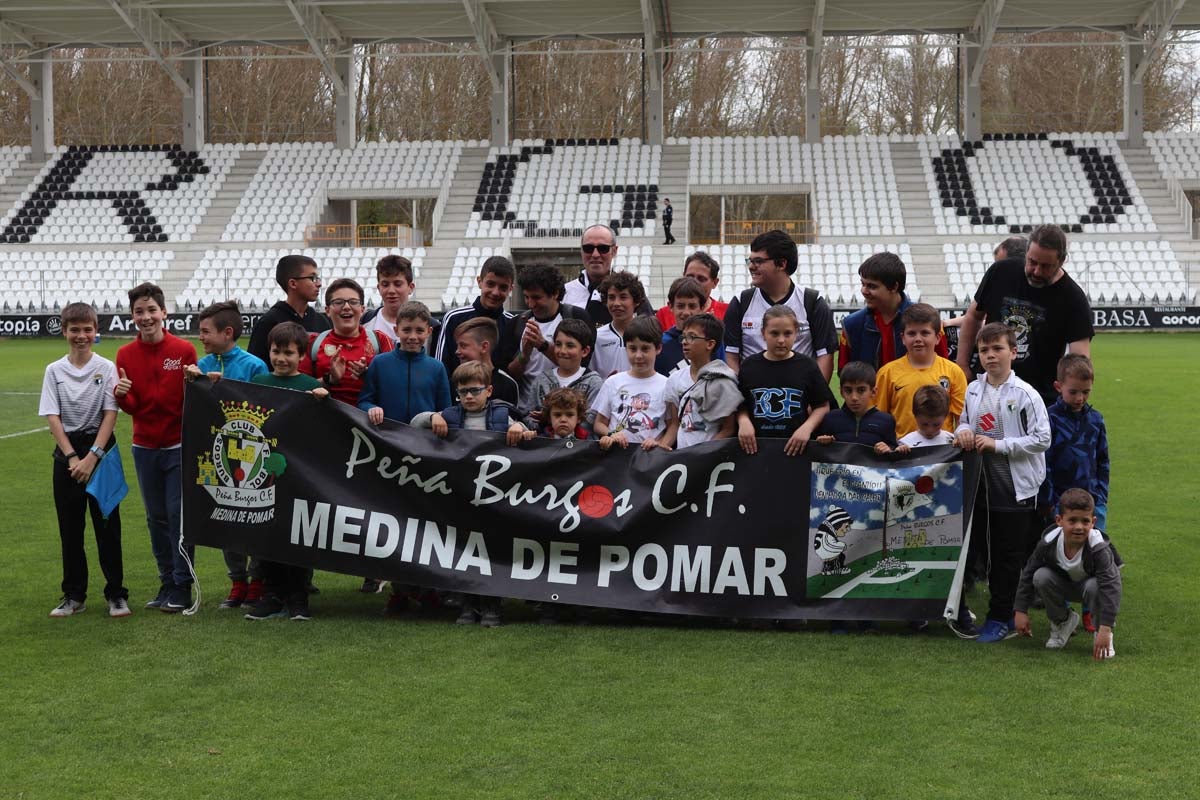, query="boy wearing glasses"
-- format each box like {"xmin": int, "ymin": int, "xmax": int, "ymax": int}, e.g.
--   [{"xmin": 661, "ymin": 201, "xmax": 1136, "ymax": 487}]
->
[
  {"xmin": 723, "ymin": 229, "xmax": 836, "ymax": 382},
  {"xmin": 308, "ymin": 278, "xmax": 393, "ymax": 406},
  {"xmin": 648, "ymin": 313, "xmax": 741, "ymax": 451},
  {"xmin": 247, "ymin": 254, "xmax": 331, "ymax": 363}
]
